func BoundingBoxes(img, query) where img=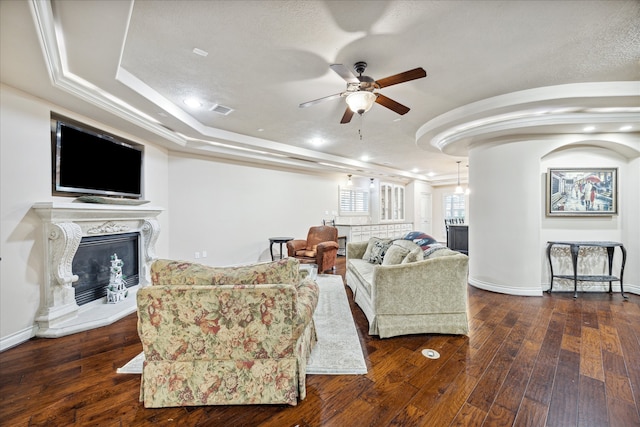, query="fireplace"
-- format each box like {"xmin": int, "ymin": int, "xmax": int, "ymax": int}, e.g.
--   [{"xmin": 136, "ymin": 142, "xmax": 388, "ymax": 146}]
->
[
  {"xmin": 73, "ymin": 232, "xmax": 140, "ymax": 305},
  {"xmin": 33, "ymin": 202, "xmax": 163, "ymax": 337}
]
